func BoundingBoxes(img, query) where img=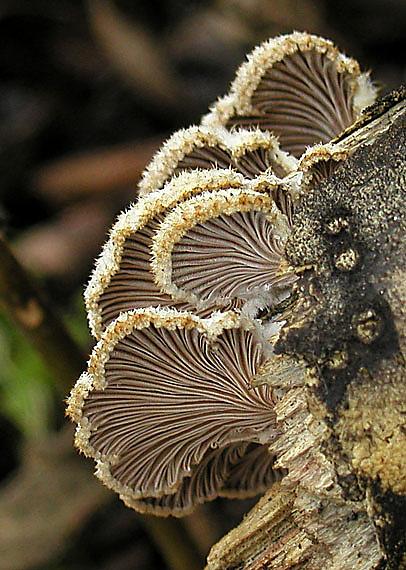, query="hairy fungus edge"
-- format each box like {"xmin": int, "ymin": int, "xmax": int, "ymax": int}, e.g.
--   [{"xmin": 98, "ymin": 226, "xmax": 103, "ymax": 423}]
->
[
  {"xmin": 138, "ymin": 125, "xmax": 296, "ymax": 197},
  {"xmin": 151, "ymin": 188, "xmax": 279, "ymax": 306},
  {"xmin": 67, "ymin": 307, "xmax": 246, "ymax": 500},
  {"xmin": 202, "ymin": 32, "xmax": 376, "ymax": 143},
  {"xmin": 84, "ymin": 169, "xmax": 245, "ymax": 339}
]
